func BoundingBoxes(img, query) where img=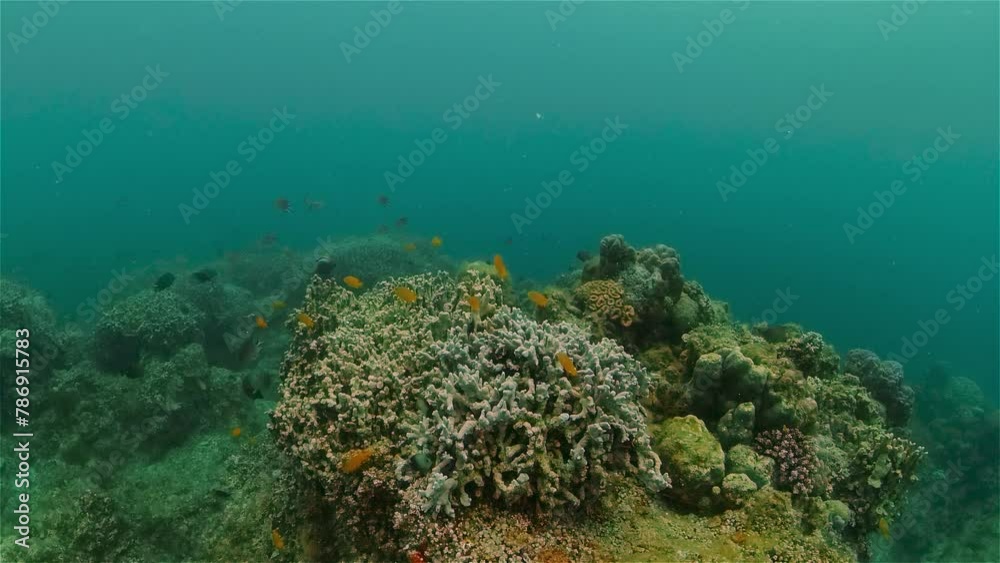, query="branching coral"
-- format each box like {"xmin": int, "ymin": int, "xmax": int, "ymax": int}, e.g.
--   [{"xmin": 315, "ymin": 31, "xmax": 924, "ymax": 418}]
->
[
  {"xmin": 272, "ymin": 270, "xmax": 667, "ymax": 546},
  {"xmin": 755, "ymin": 427, "xmax": 824, "ymax": 496}
]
